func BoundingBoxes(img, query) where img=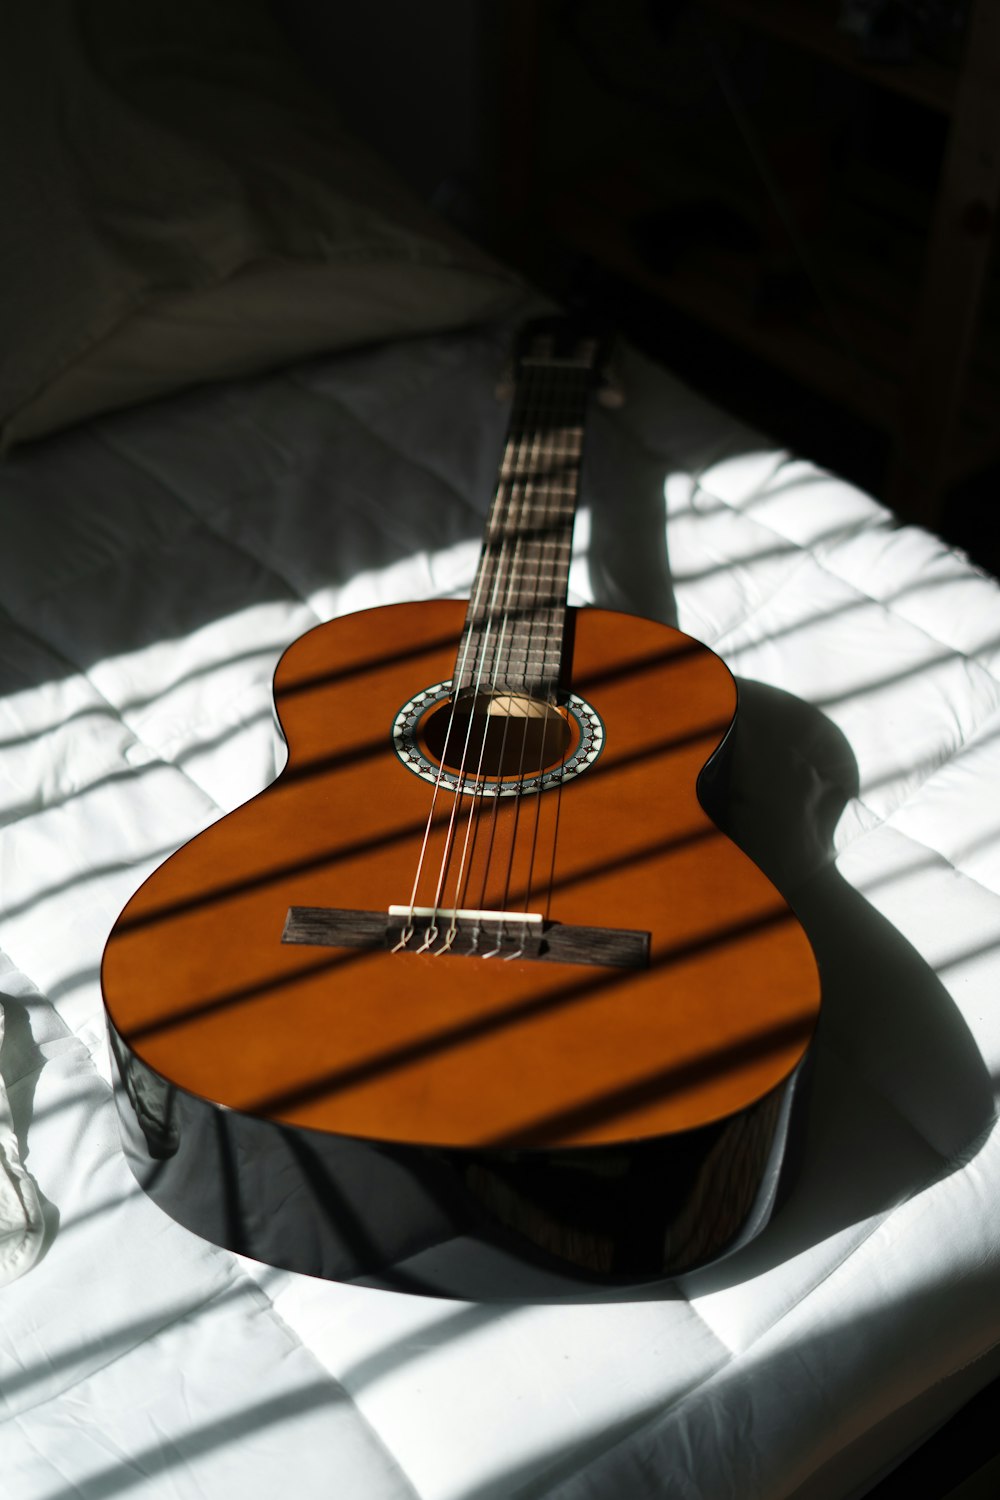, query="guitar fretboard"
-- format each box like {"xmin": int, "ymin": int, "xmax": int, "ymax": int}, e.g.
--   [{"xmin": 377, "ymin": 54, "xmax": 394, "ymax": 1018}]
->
[{"xmin": 453, "ymin": 343, "xmax": 597, "ymax": 699}]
